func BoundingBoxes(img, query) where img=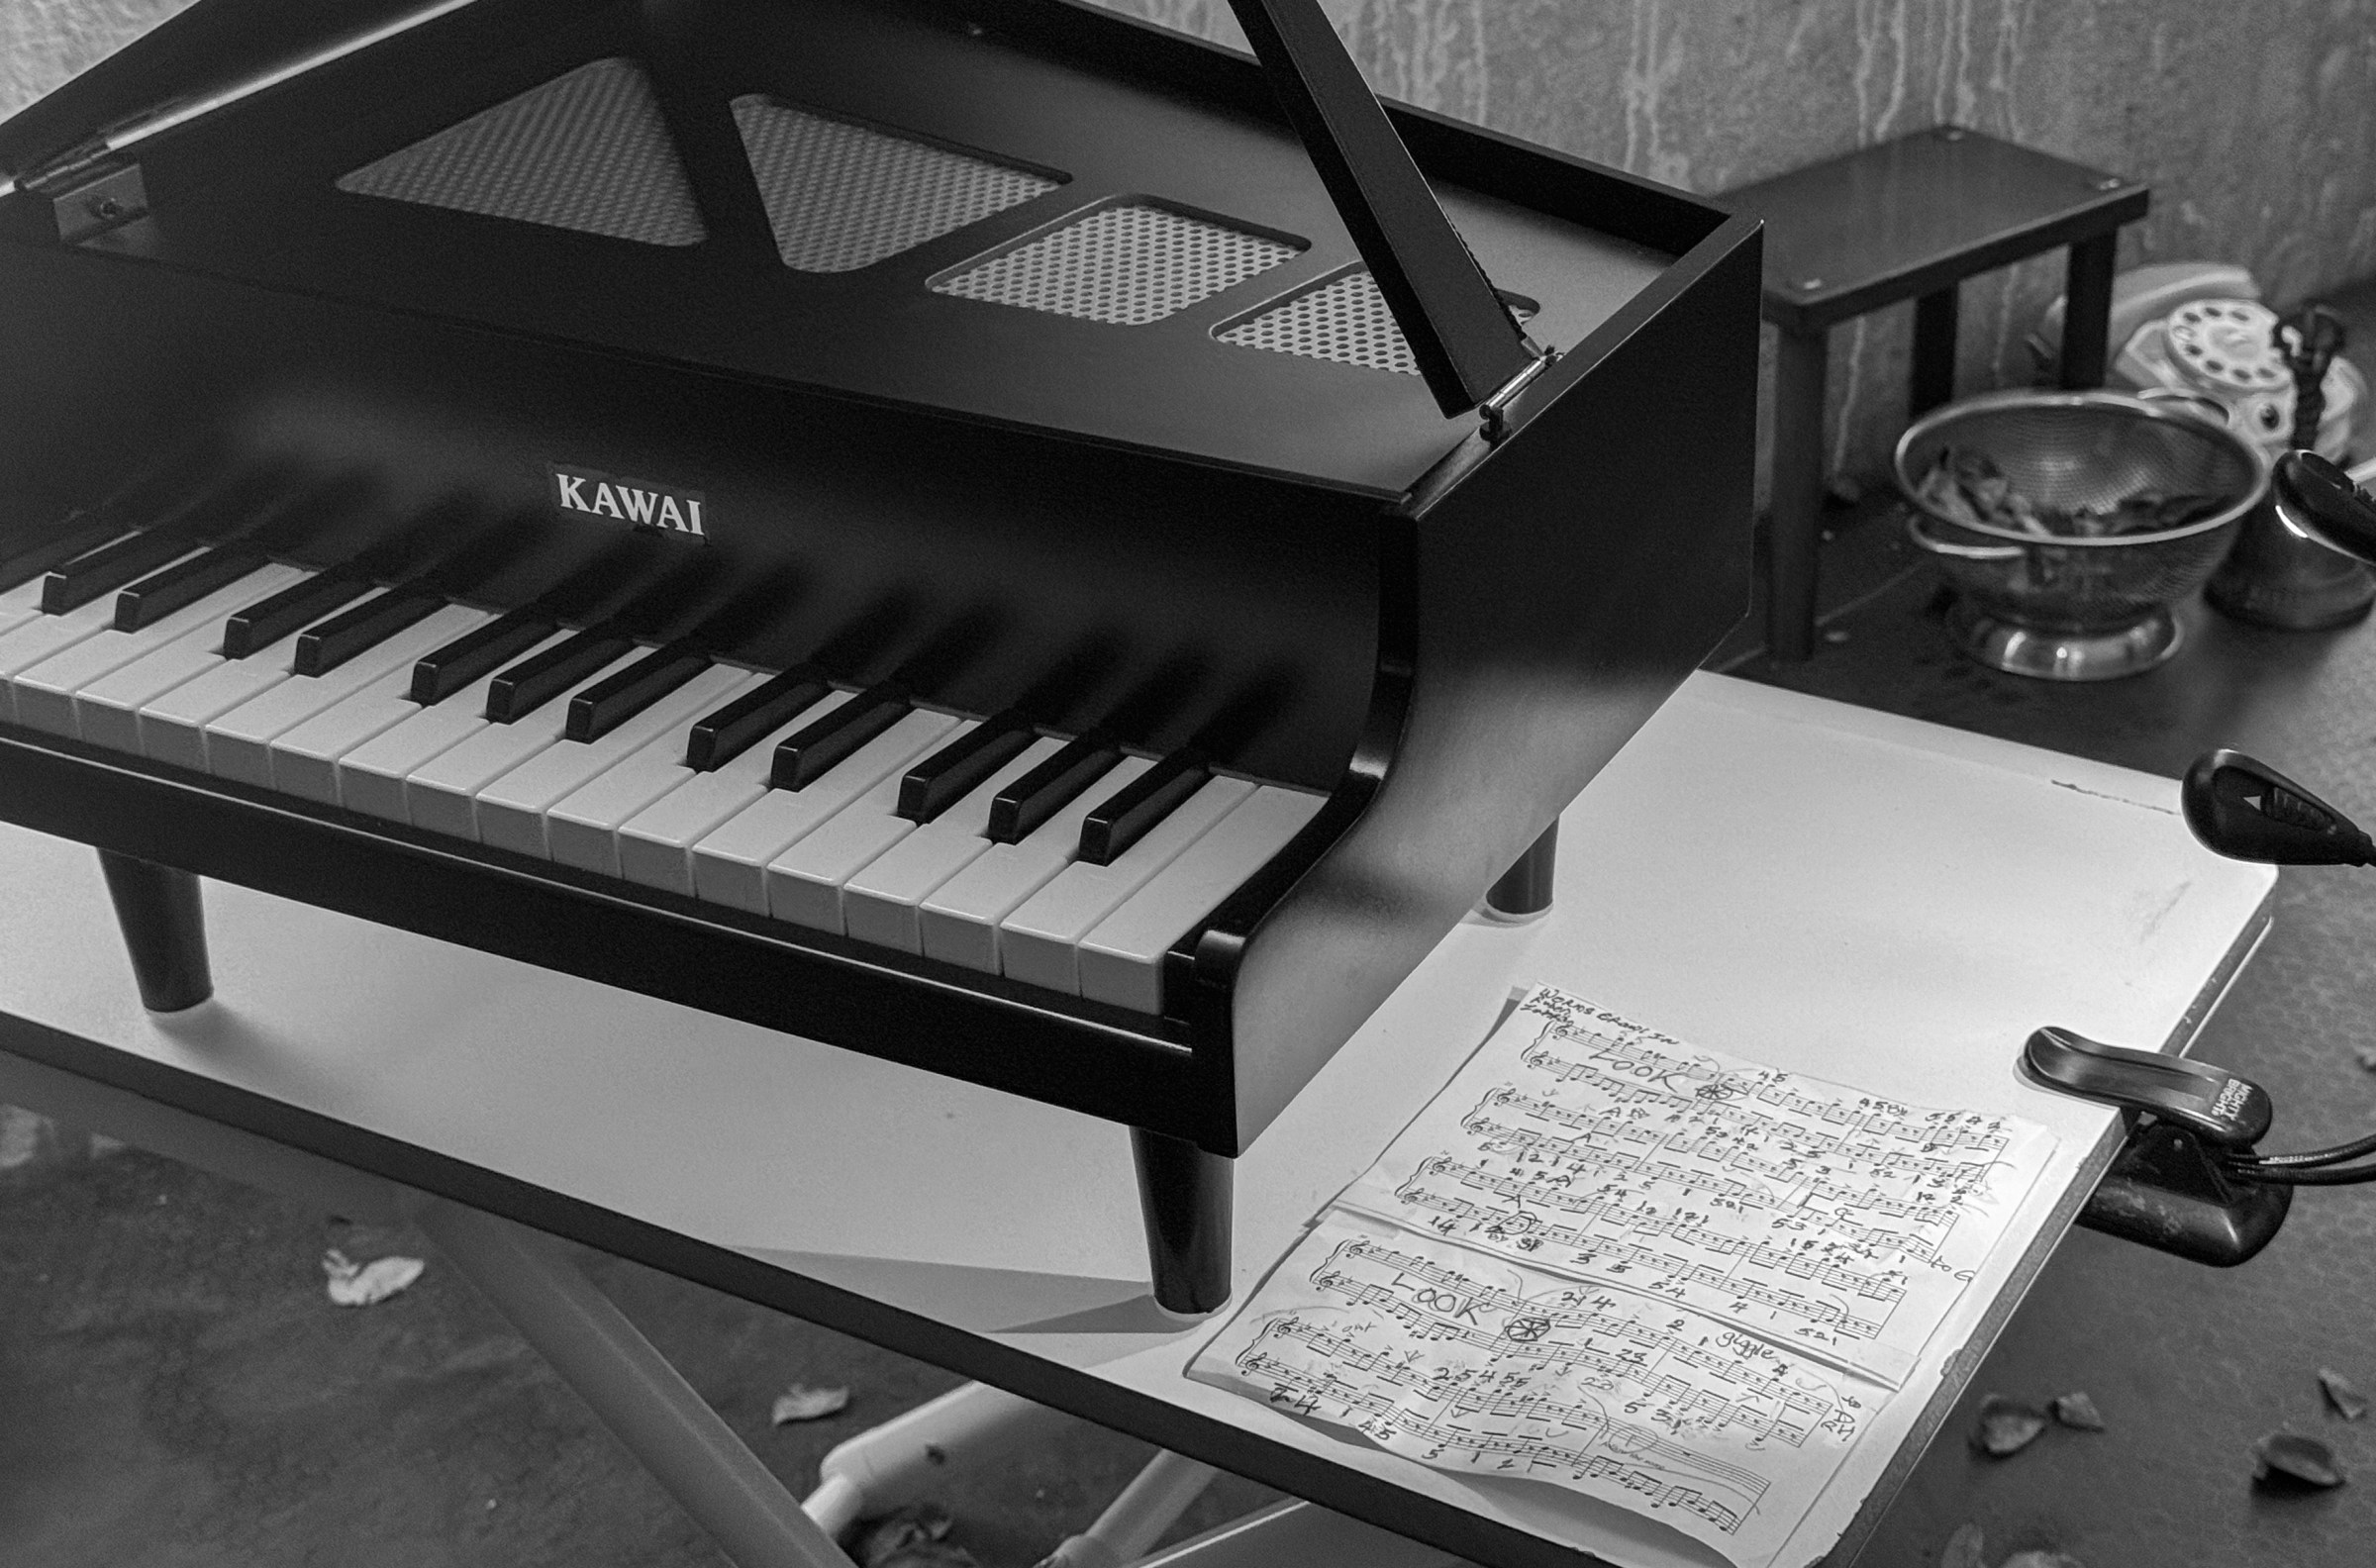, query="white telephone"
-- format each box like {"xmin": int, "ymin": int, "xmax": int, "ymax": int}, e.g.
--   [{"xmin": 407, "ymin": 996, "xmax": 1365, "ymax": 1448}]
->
[{"xmin": 2032, "ymin": 260, "xmax": 2365, "ymax": 460}]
